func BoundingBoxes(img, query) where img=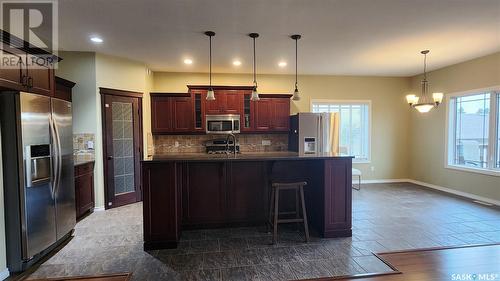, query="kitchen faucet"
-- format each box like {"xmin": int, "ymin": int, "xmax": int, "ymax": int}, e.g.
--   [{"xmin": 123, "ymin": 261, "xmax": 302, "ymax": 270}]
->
[{"xmin": 226, "ymin": 133, "xmax": 237, "ymax": 157}]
